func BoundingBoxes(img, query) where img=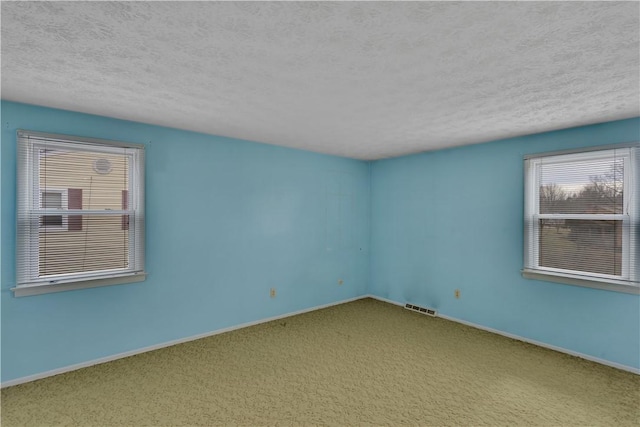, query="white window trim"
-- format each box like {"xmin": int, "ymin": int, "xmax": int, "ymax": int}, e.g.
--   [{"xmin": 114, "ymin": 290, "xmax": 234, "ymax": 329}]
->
[
  {"xmin": 523, "ymin": 143, "xmax": 639, "ymax": 294},
  {"xmin": 12, "ymin": 273, "xmax": 147, "ymax": 297},
  {"xmin": 13, "ymin": 130, "xmax": 146, "ymax": 297},
  {"xmin": 521, "ymin": 269, "xmax": 640, "ymax": 295}
]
